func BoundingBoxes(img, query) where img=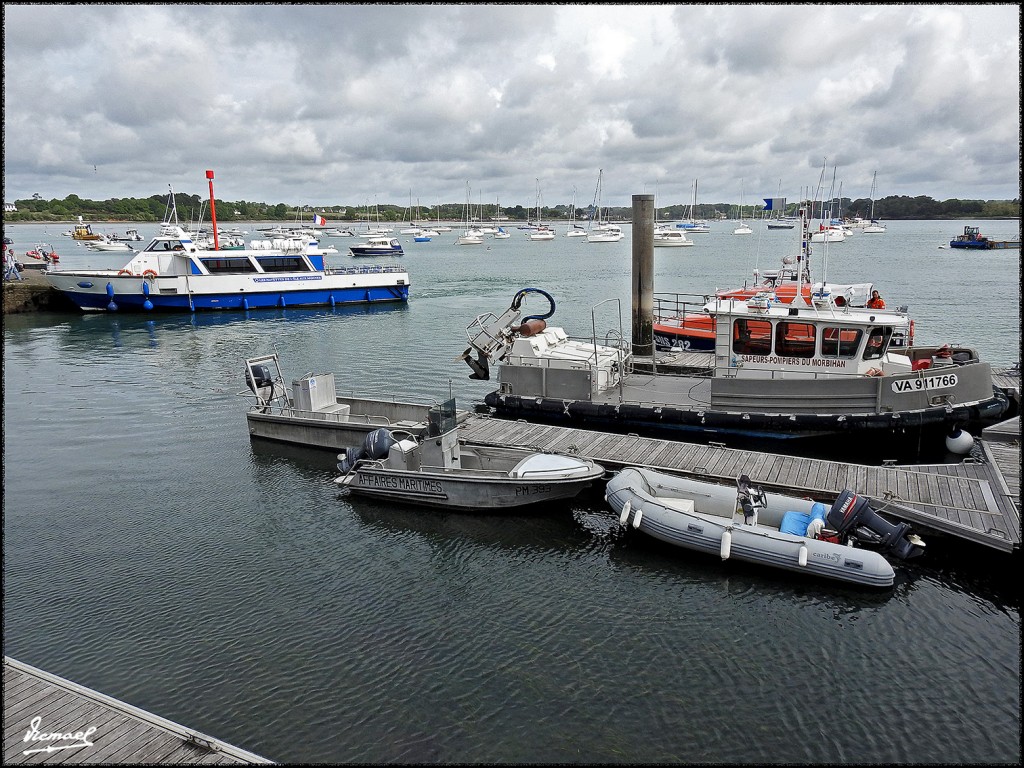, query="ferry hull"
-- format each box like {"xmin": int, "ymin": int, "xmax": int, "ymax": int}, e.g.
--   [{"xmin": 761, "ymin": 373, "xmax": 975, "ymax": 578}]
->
[{"xmin": 45, "ymin": 274, "xmax": 409, "ymax": 312}]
